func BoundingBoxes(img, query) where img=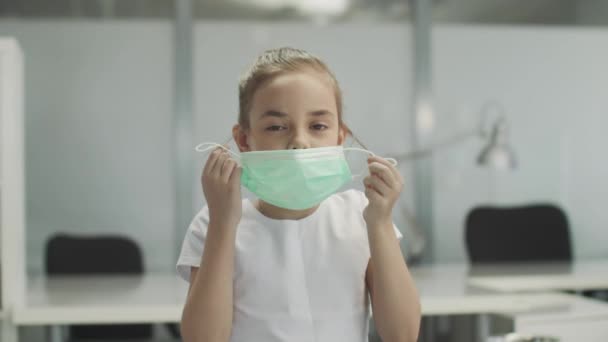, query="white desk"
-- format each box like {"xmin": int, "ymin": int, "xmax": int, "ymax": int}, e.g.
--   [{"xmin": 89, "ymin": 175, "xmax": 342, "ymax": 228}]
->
[
  {"xmin": 412, "ymin": 262, "xmax": 608, "ymax": 341},
  {"xmin": 410, "ymin": 263, "xmax": 575, "ymax": 316},
  {"xmin": 13, "ymin": 266, "xmax": 580, "ymax": 324},
  {"xmin": 8, "ymin": 262, "xmax": 608, "ymax": 342},
  {"xmin": 503, "ymin": 294, "xmax": 608, "ymax": 342},
  {"xmin": 14, "ymin": 274, "xmax": 188, "ymax": 325},
  {"xmin": 467, "ymin": 260, "xmax": 608, "ymax": 293}
]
